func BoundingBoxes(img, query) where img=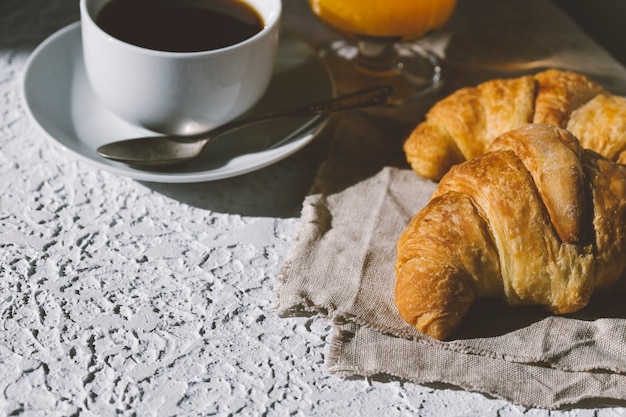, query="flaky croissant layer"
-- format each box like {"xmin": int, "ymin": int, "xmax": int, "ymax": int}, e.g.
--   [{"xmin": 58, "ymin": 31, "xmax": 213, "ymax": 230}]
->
[
  {"xmin": 404, "ymin": 69, "xmax": 626, "ymax": 181},
  {"xmin": 395, "ymin": 124, "xmax": 626, "ymax": 340}
]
